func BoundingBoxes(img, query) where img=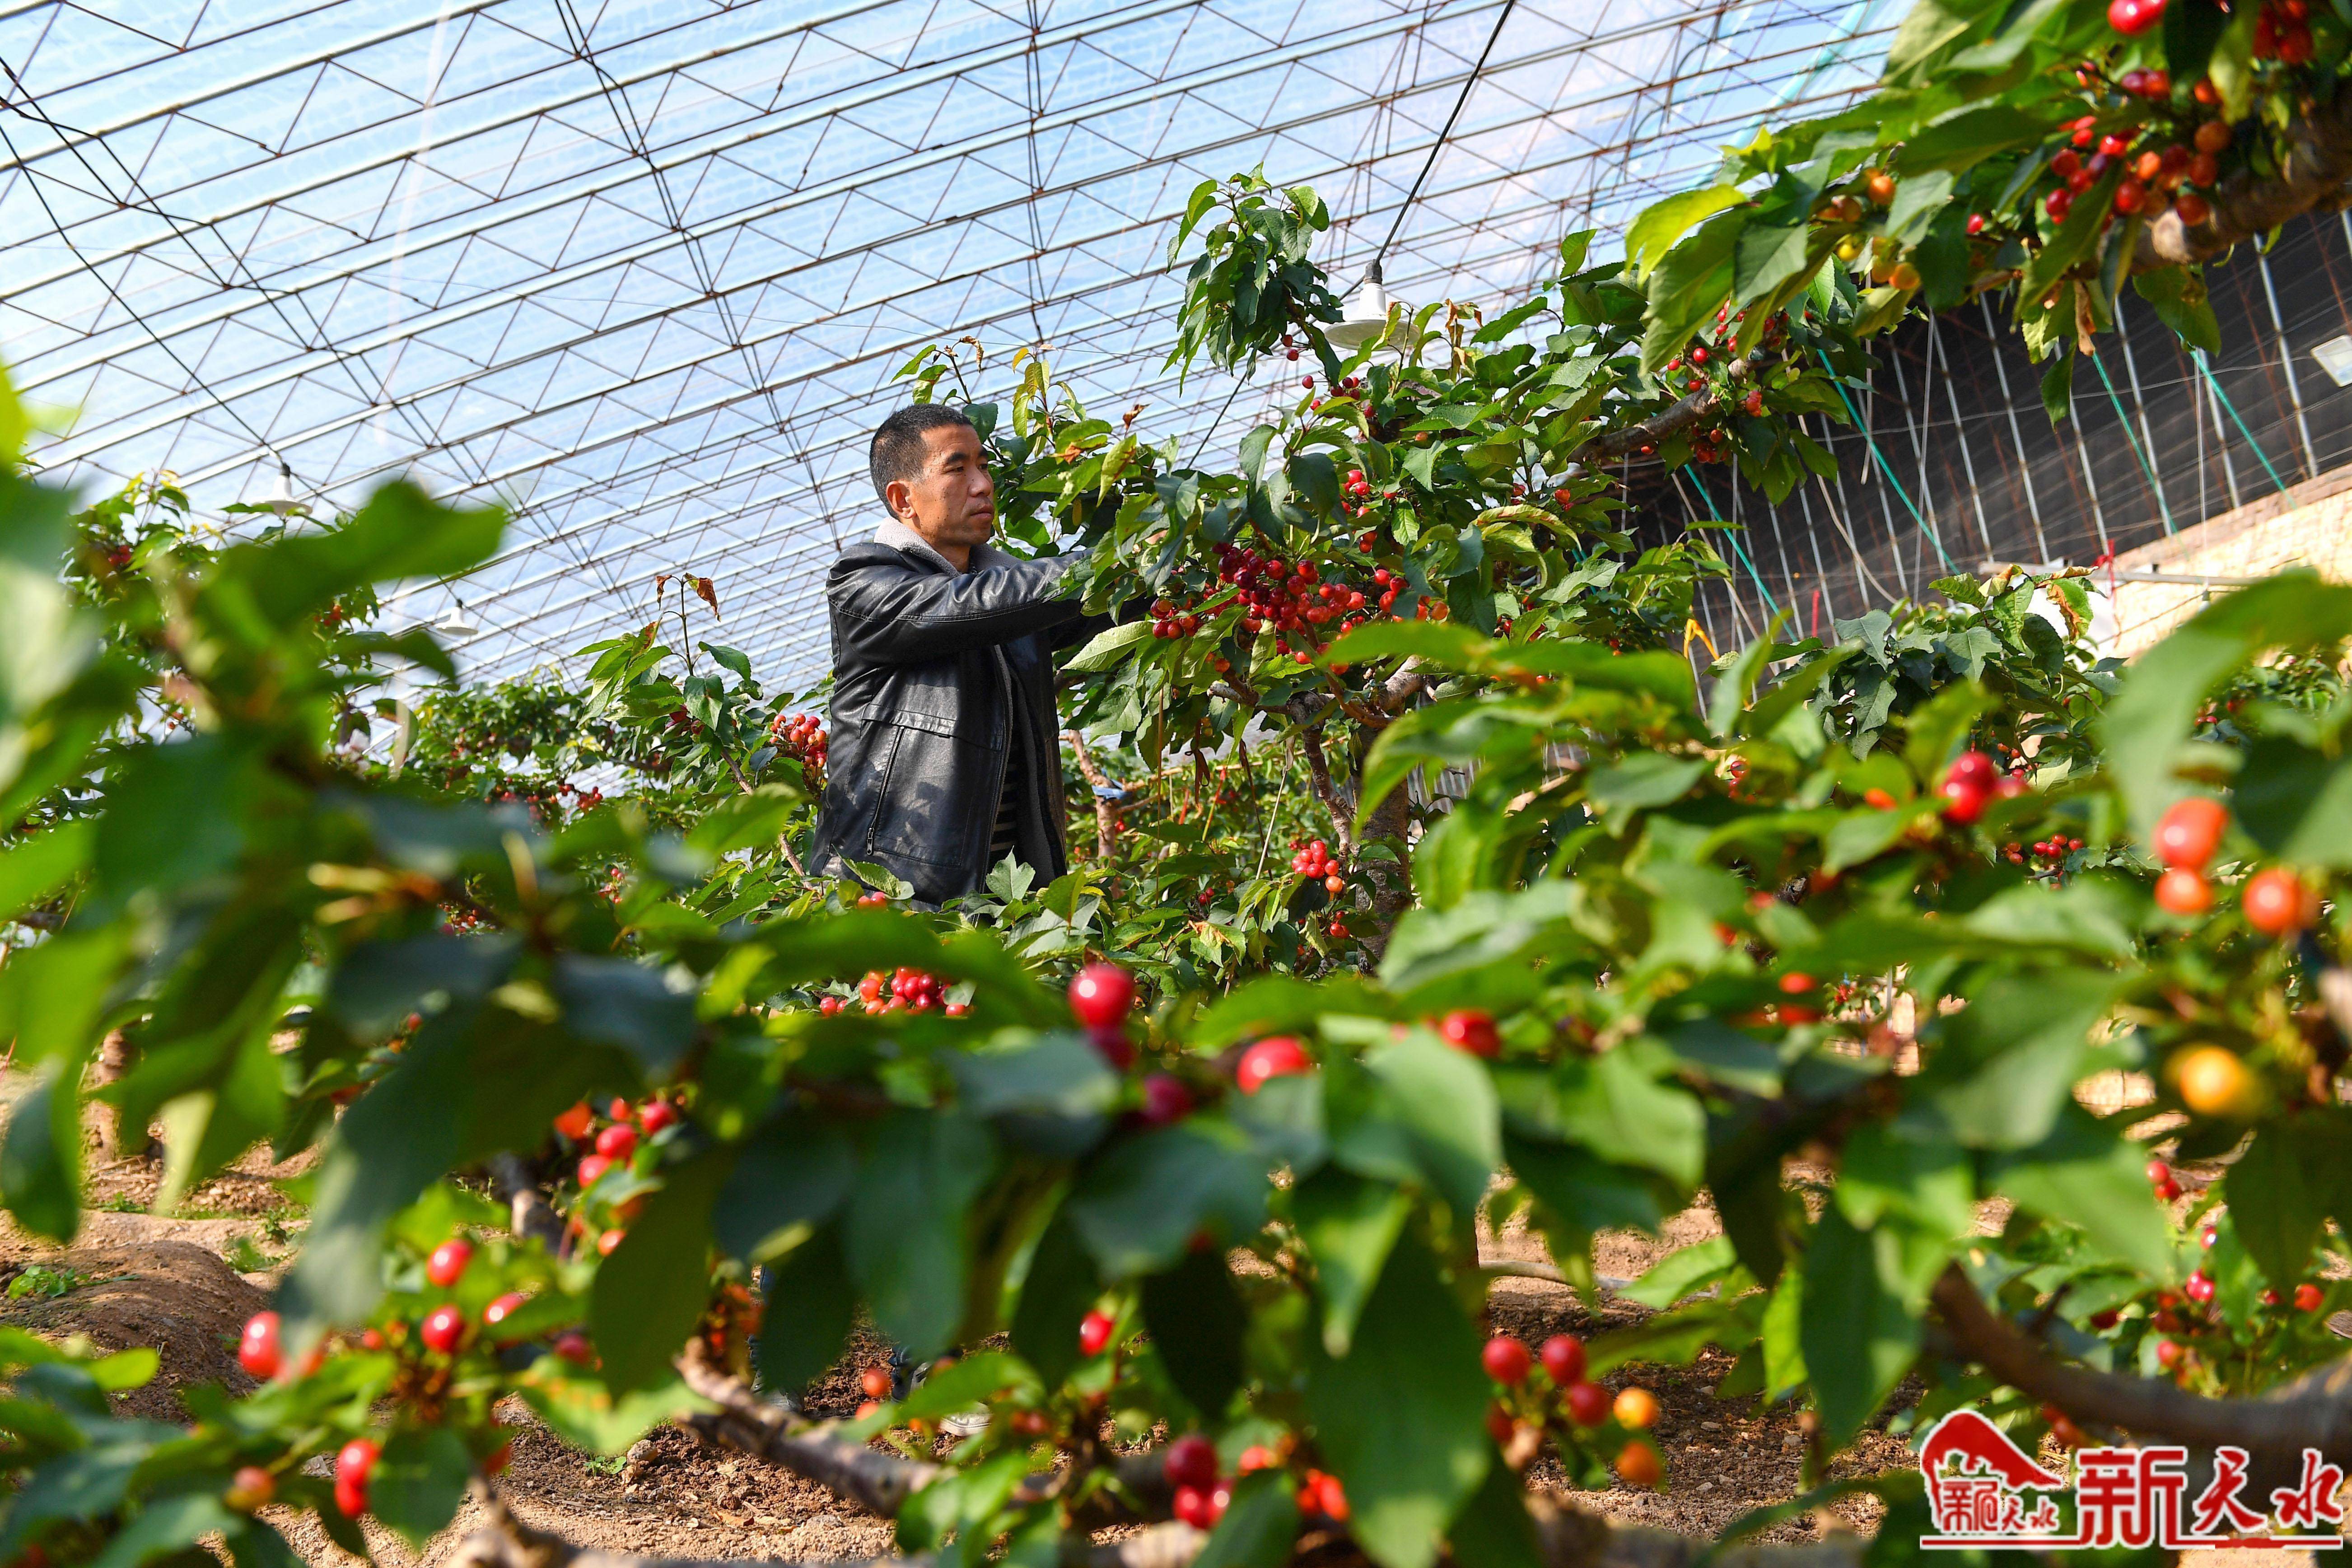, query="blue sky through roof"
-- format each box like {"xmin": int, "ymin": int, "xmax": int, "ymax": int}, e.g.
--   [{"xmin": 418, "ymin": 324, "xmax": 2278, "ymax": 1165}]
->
[{"xmin": 0, "ymin": 0, "xmax": 1889, "ymax": 688}]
